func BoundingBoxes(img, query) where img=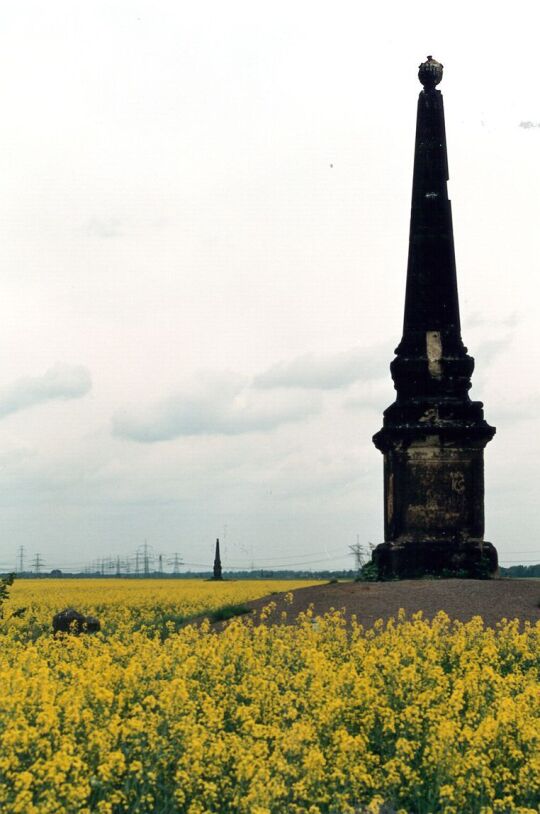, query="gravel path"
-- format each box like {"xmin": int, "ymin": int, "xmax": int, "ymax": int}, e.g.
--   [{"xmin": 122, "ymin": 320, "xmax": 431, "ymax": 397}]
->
[{"xmin": 234, "ymin": 579, "xmax": 540, "ymax": 629}]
